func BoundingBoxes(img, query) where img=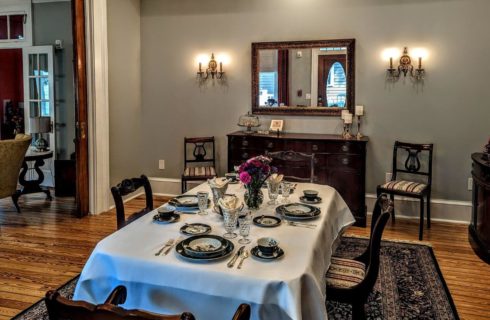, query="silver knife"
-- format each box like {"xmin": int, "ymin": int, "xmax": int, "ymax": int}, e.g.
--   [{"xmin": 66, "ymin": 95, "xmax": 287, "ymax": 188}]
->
[{"xmin": 227, "ymin": 246, "xmax": 245, "ymax": 268}]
